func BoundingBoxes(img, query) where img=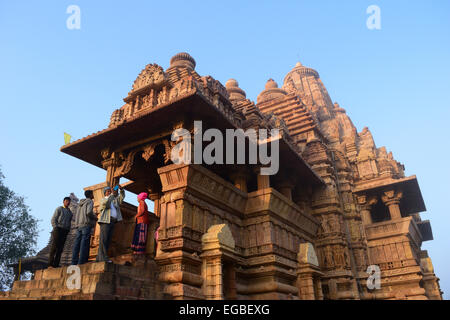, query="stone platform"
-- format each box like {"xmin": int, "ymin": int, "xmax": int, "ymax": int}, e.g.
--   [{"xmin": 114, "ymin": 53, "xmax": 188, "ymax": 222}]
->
[{"xmin": 0, "ymin": 255, "xmax": 163, "ymax": 300}]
